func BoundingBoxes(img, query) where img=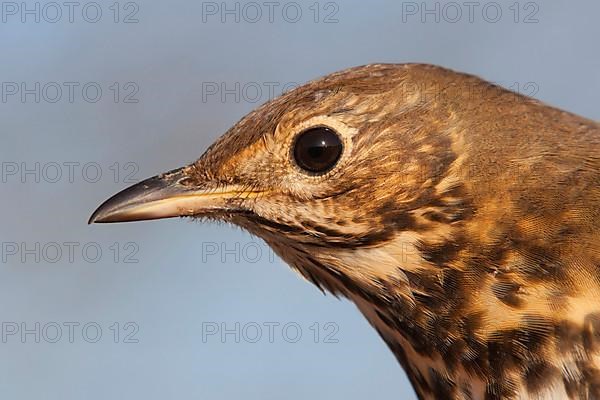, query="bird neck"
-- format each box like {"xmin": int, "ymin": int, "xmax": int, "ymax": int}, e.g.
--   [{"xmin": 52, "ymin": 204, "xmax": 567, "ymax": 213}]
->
[{"xmin": 266, "ymin": 231, "xmax": 599, "ymax": 400}]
